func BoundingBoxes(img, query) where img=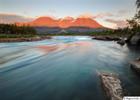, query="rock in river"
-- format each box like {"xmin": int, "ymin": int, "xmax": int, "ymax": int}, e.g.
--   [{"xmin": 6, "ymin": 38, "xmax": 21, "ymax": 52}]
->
[
  {"xmin": 129, "ymin": 32, "xmax": 140, "ymax": 46},
  {"xmin": 117, "ymin": 39, "xmax": 125, "ymax": 46},
  {"xmin": 130, "ymin": 58, "xmax": 140, "ymax": 75},
  {"xmin": 100, "ymin": 73, "xmax": 123, "ymax": 100},
  {"xmin": 92, "ymin": 36, "xmax": 120, "ymax": 41}
]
